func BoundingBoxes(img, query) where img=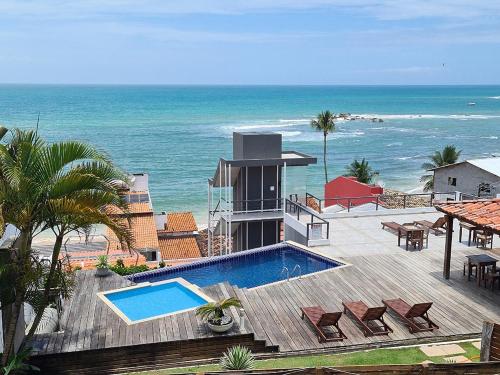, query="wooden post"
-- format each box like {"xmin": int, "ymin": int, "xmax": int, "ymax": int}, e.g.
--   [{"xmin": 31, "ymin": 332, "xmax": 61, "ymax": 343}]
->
[
  {"xmin": 443, "ymin": 214, "xmax": 454, "ymax": 279},
  {"xmin": 480, "ymin": 321, "xmax": 495, "ymax": 362}
]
